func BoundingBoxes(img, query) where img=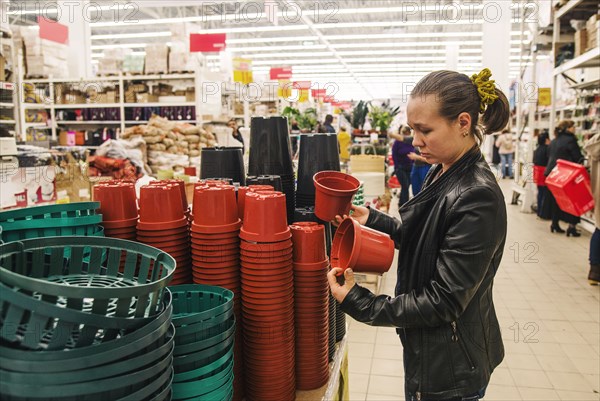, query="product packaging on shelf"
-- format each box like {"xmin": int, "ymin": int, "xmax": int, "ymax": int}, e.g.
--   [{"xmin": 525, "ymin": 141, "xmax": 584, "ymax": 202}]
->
[
  {"xmin": 145, "ymin": 43, "xmax": 169, "ymax": 74},
  {"xmin": 574, "ymin": 29, "xmax": 588, "ymax": 56}
]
